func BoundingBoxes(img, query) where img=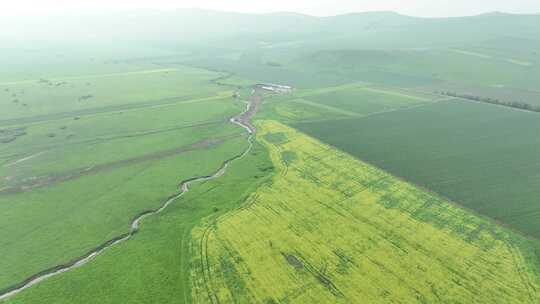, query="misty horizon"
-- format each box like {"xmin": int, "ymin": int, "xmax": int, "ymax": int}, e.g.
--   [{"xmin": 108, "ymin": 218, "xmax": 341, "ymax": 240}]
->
[
  {"xmin": 3, "ymin": 0, "xmax": 540, "ymax": 18},
  {"xmin": 5, "ymin": 8, "xmax": 540, "ymax": 18}
]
